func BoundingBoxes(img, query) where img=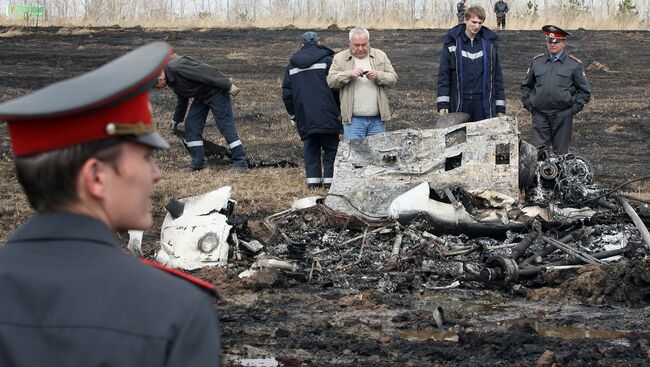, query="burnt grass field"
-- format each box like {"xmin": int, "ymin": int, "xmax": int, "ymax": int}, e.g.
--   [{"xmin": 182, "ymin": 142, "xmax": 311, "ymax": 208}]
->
[{"xmin": 1, "ymin": 26, "xmax": 650, "ymax": 366}]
